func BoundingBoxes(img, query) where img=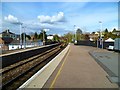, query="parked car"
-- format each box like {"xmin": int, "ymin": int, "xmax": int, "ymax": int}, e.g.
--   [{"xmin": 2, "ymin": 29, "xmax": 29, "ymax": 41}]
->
[{"xmin": 107, "ymin": 45, "xmax": 114, "ymax": 51}]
